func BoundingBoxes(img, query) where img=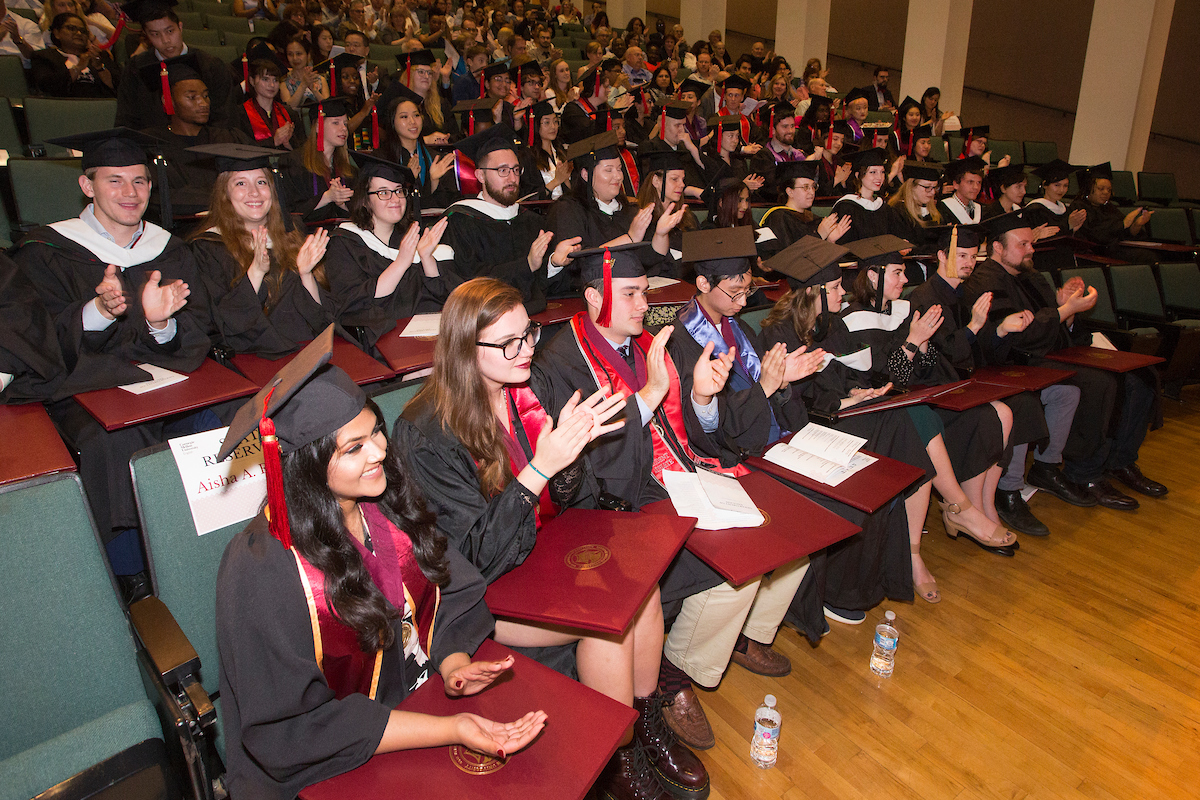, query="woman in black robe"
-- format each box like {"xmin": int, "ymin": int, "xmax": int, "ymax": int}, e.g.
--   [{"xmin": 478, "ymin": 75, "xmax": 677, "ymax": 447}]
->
[
  {"xmin": 886, "ymin": 162, "xmax": 944, "ymax": 285},
  {"xmin": 189, "ymin": 157, "xmax": 334, "ymax": 358},
  {"xmin": 216, "ymin": 358, "xmax": 544, "ymax": 800},
  {"xmin": 374, "ymin": 91, "xmax": 460, "ymax": 208},
  {"xmin": 323, "ymin": 153, "xmax": 450, "ymax": 349},
  {"xmin": 1068, "ymin": 164, "xmax": 1153, "ymax": 258},
  {"xmin": 29, "ymin": 12, "xmax": 119, "ymax": 98},
  {"xmin": 831, "ymin": 147, "xmax": 907, "ymax": 244},
  {"xmin": 279, "ymin": 98, "xmax": 358, "ymax": 222},
  {"xmin": 234, "ymin": 56, "xmax": 307, "ymax": 152},
  {"xmin": 393, "ymin": 278, "xmax": 709, "ymax": 800}
]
